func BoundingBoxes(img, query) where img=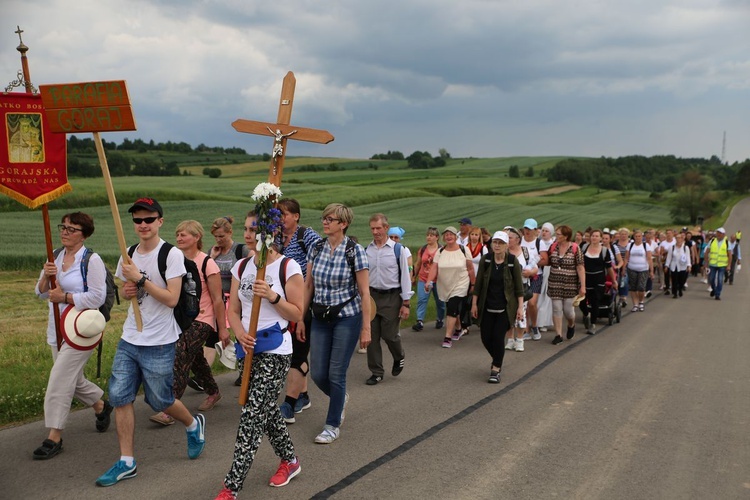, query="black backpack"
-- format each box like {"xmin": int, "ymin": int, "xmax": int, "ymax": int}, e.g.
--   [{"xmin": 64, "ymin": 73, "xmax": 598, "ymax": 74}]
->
[
  {"xmin": 310, "ymin": 237, "xmax": 359, "ymax": 281},
  {"xmin": 128, "ymin": 242, "xmax": 202, "ymax": 331}
]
